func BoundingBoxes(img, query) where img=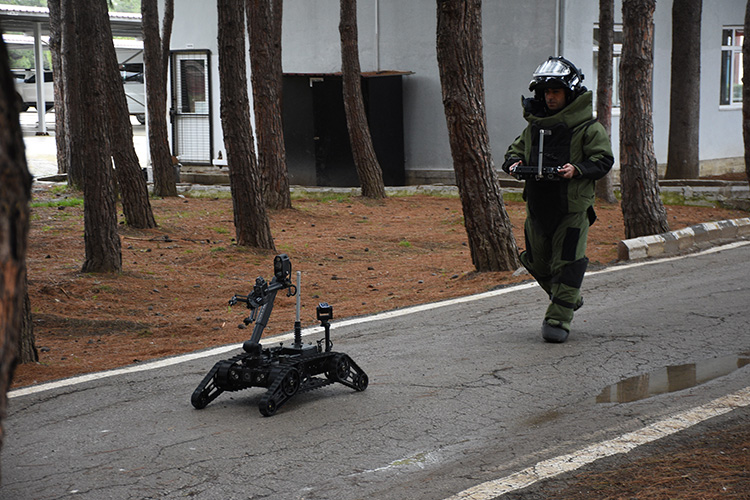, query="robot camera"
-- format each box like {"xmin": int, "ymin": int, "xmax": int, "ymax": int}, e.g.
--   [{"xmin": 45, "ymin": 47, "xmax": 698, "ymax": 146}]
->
[
  {"xmin": 317, "ymin": 302, "xmax": 334, "ymax": 322},
  {"xmin": 273, "ymin": 254, "xmax": 292, "ymax": 282}
]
